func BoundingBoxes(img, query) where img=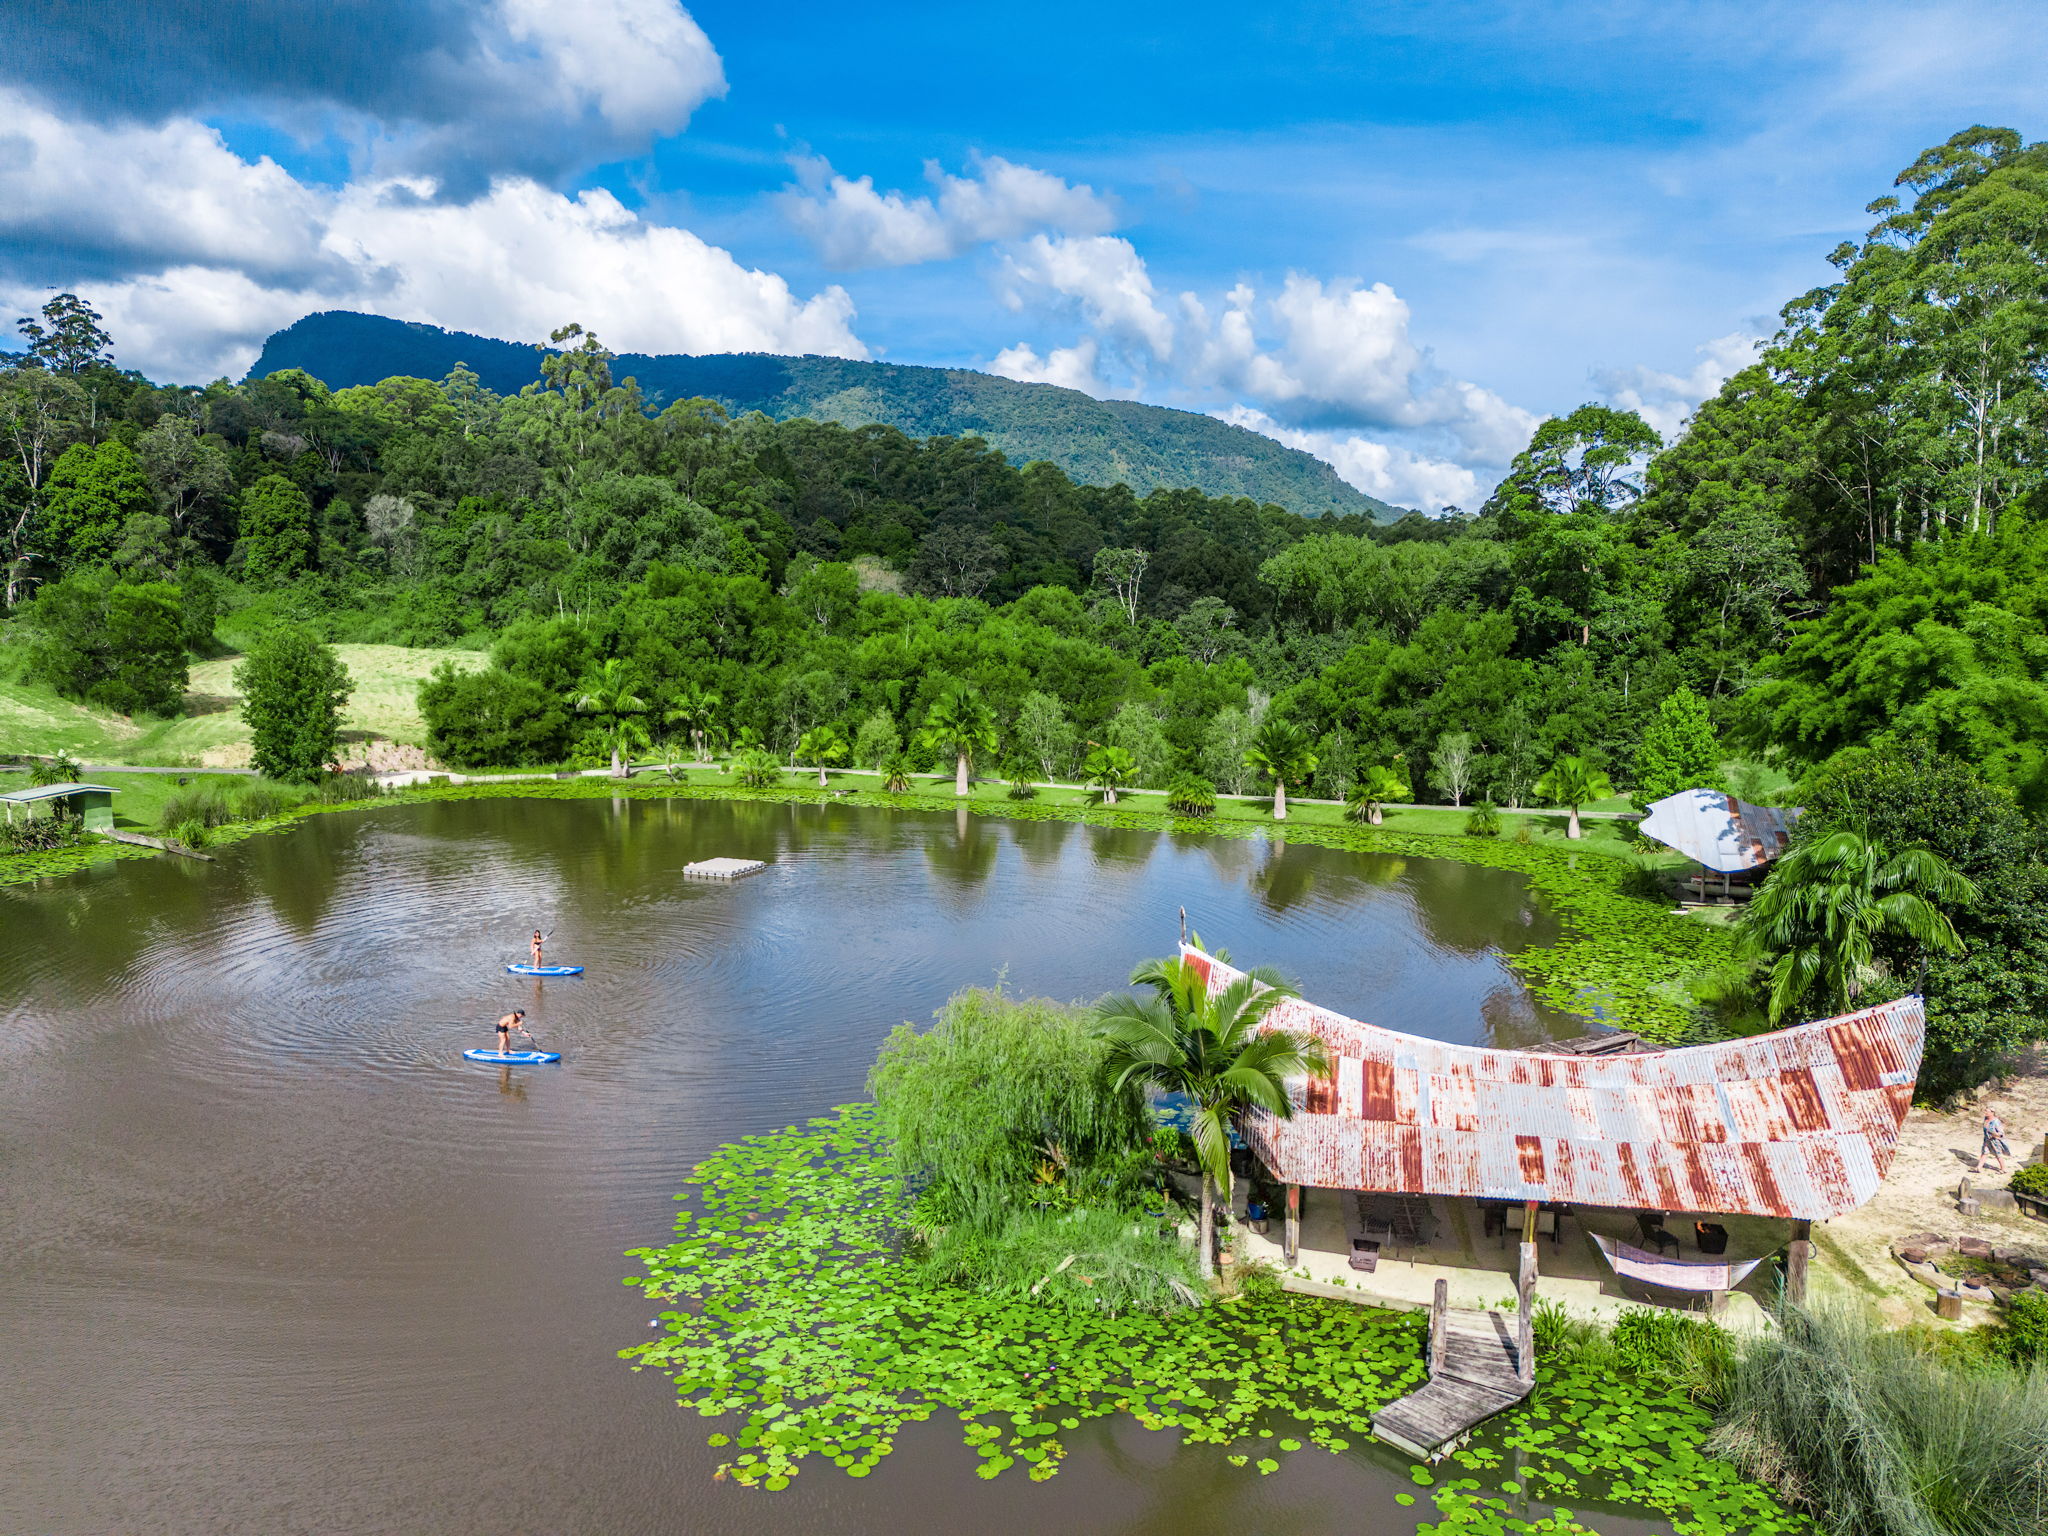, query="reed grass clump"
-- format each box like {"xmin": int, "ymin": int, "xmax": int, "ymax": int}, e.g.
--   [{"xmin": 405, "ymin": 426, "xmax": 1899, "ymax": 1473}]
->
[
  {"xmin": 231, "ymin": 781, "xmax": 300, "ymax": 820},
  {"xmin": 156, "ymin": 783, "xmax": 236, "ymax": 831},
  {"xmin": 920, "ymin": 1203, "xmax": 1200, "ymax": 1315},
  {"xmin": 1709, "ymin": 1303, "xmax": 2048, "ymax": 1536},
  {"xmin": 311, "ymin": 772, "xmax": 382, "ymax": 803}
]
